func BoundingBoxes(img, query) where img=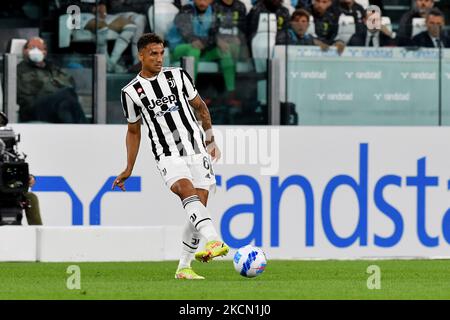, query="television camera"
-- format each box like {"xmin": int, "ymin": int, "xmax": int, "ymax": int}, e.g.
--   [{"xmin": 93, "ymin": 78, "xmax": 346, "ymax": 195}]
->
[{"xmin": 0, "ymin": 112, "xmax": 29, "ymax": 225}]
